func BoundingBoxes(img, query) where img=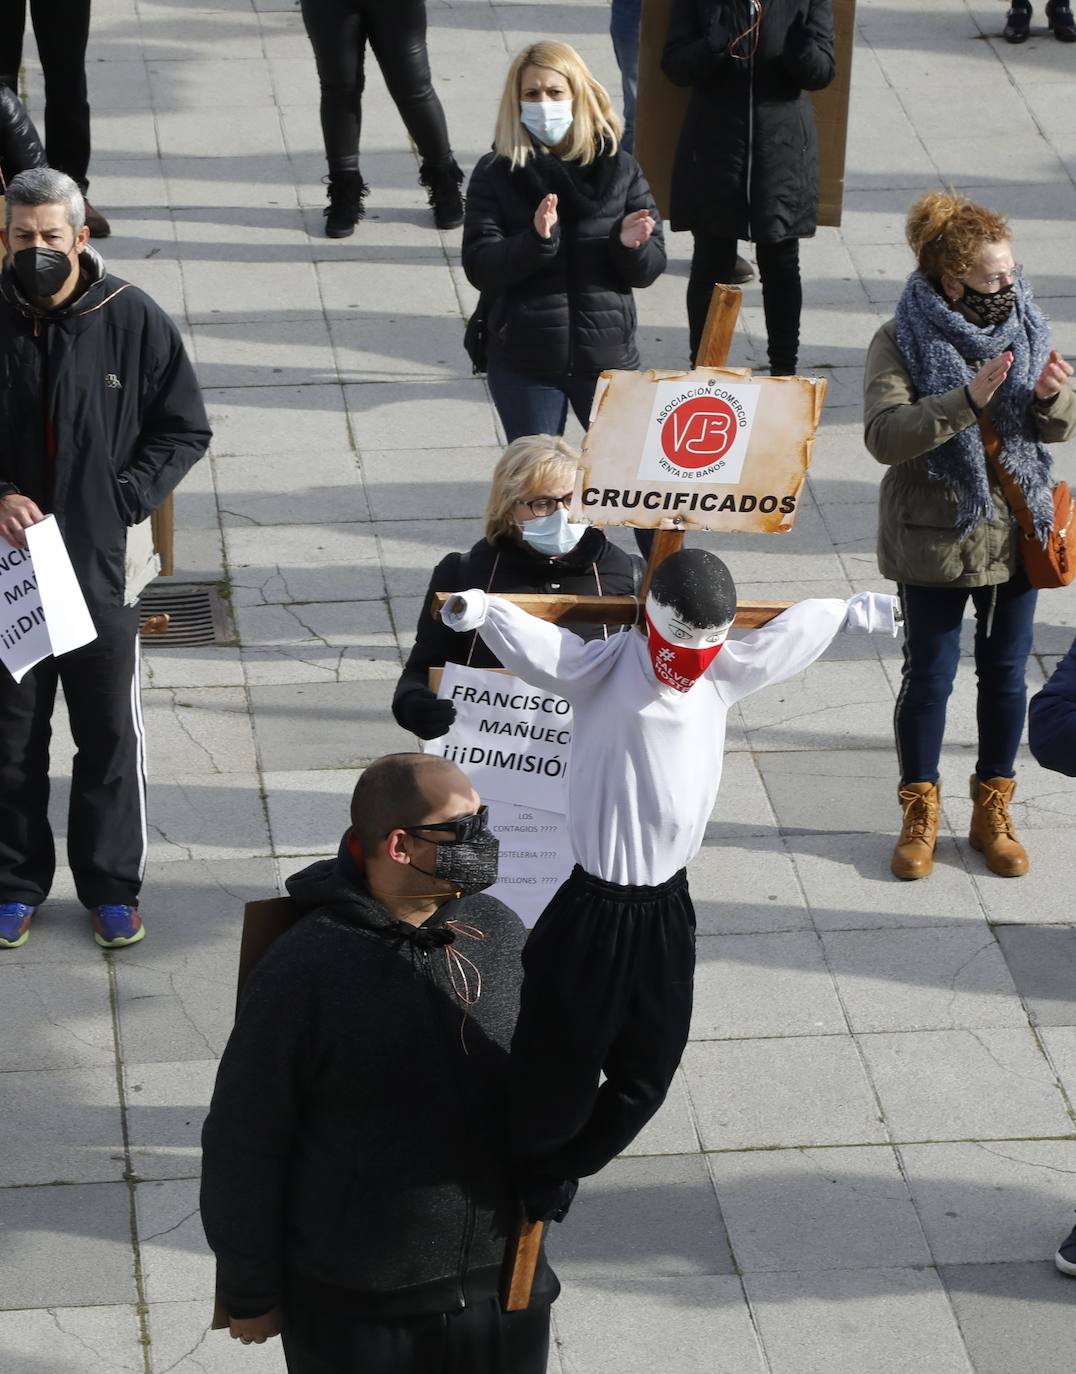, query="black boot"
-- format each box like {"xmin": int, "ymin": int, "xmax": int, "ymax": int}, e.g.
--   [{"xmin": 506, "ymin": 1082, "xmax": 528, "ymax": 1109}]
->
[
  {"xmin": 1004, "ymin": 1, "xmax": 1032, "ymax": 40},
  {"xmin": 323, "ymin": 172, "xmax": 368, "ymax": 239},
  {"xmin": 1047, "ymin": 0, "xmax": 1076, "ymax": 39},
  {"xmin": 419, "ymin": 158, "xmax": 465, "ymax": 231}
]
